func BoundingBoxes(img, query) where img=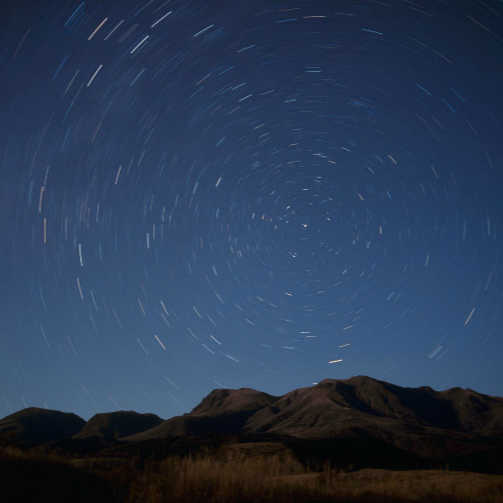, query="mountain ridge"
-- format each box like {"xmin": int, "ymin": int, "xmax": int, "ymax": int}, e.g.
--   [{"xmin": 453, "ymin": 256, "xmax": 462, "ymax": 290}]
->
[
  {"xmin": 2, "ymin": 376, "xmax": 502, "ymax": 473},
  {"xmin": 74, "ymin": 410, "xmax": 163, "ymax": 441},
  {"xmin": 0, "ymin": 407, "xmax": 85, "ymax": 447},
  {"xmin": 123, "ymin": 375, "xmax": 503, "ymax": 442}
]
